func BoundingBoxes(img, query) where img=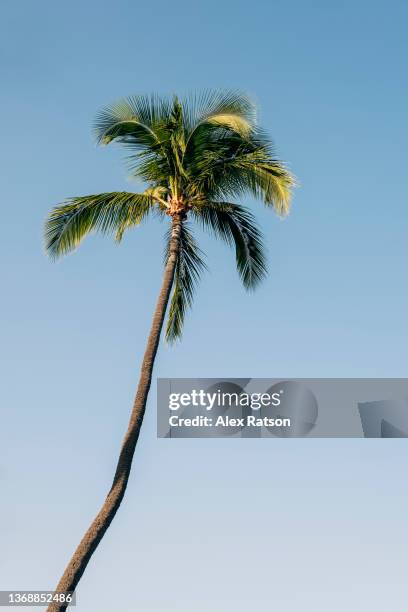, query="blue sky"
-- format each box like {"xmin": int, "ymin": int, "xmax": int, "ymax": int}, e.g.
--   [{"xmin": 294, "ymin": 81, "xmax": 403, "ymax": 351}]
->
[{"xmin": 1, "ymin": 1, "xmax": 408, "ymax": 610}]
